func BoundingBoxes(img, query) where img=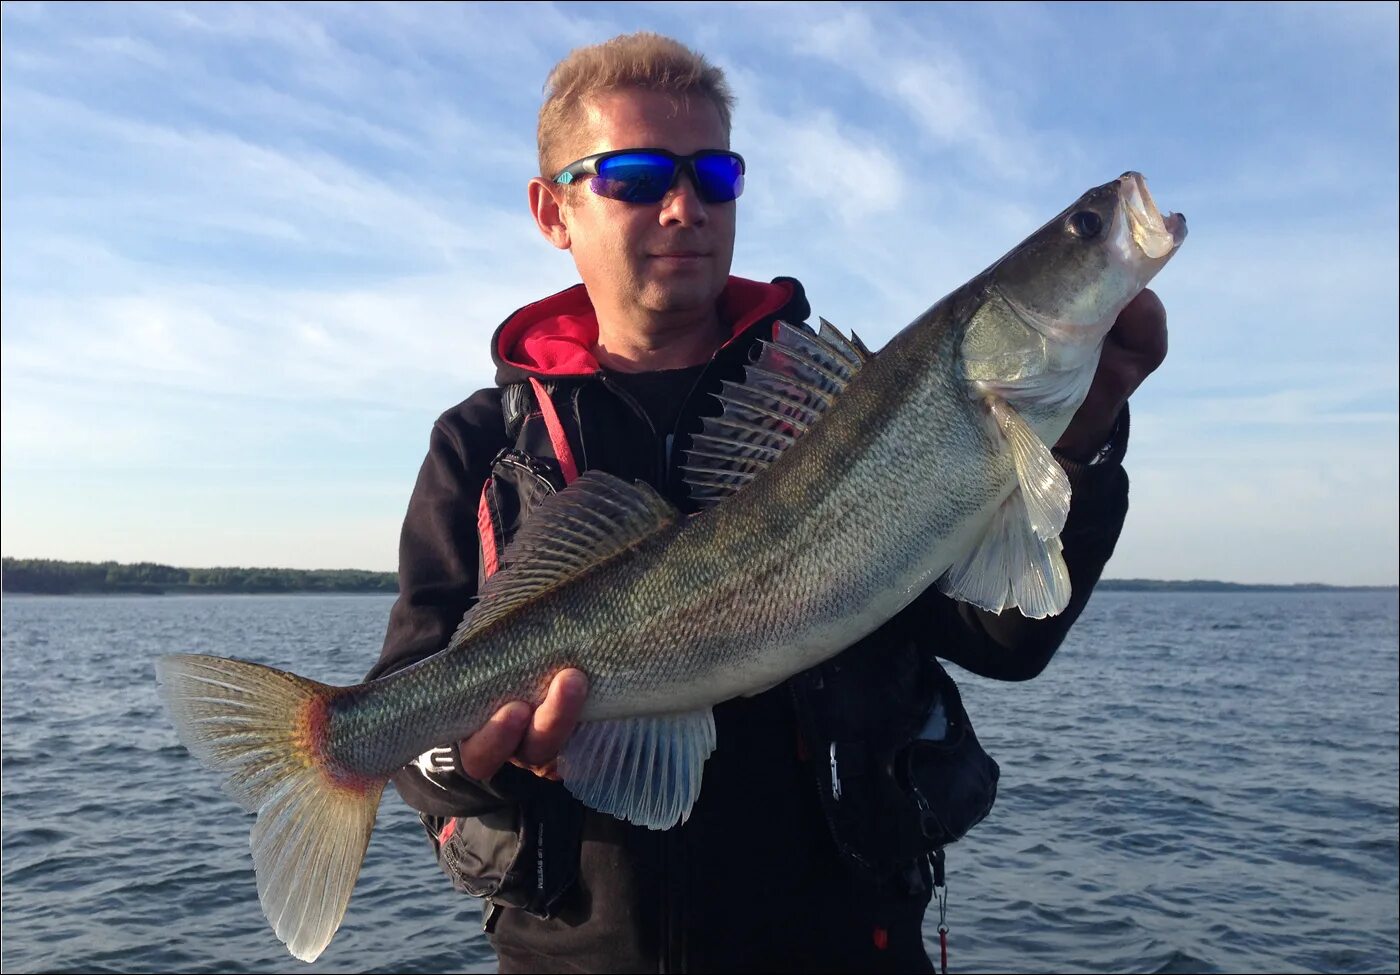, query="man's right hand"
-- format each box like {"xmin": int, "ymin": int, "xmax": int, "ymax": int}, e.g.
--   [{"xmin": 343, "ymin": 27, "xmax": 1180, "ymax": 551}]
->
[{"xmin": 458, "ymin": 668, "xmax": 589, "ymax": 782}]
